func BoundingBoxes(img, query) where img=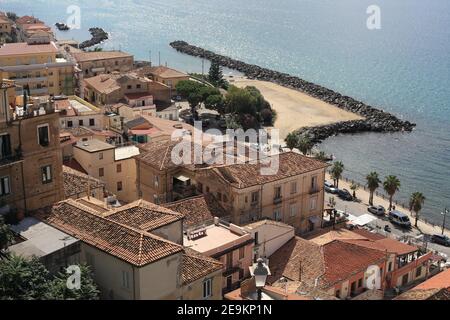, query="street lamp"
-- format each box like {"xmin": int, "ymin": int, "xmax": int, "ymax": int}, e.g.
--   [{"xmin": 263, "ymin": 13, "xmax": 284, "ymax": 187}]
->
[
  {"xmin": 442, "ymin": 208, "xmax": 449, "ymax": 235},
  {"xmin": 249, "ymin": 258, "xmax": 271, "ymax": 300}
]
